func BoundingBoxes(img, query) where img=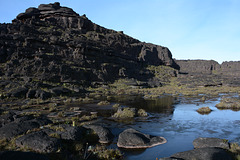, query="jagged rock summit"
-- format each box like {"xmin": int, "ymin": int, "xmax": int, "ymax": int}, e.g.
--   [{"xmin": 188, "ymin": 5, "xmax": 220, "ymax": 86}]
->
[
  {"xmin": 0, "ymin": 2, "xmax": 179, "ymax": 99},
  {"xmin": 16, "ymin": 2, "xmax": 79, "ymax": 20}
]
